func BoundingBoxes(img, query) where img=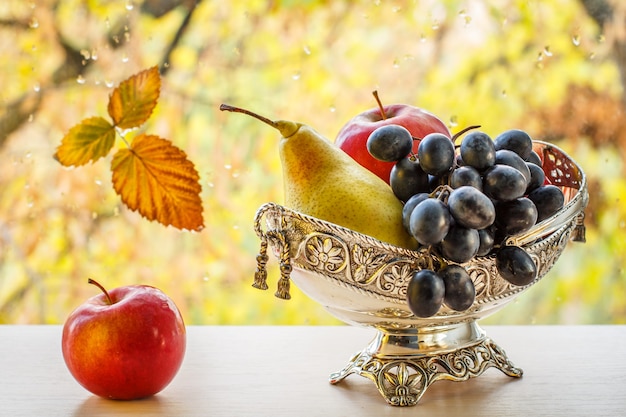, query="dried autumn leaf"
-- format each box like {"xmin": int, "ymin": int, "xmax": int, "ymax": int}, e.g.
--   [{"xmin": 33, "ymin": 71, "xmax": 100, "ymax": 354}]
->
[
  {"xmin": 107, "ymin": 66, "xmax": 161, "ymax": 130},
  {"xmin": 111, "ymin": 134, "xmax": 204, "ymax": 231},
  {"xmin": 55, "ymin": 116, "xmax": 116, "ymax": 167}
]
